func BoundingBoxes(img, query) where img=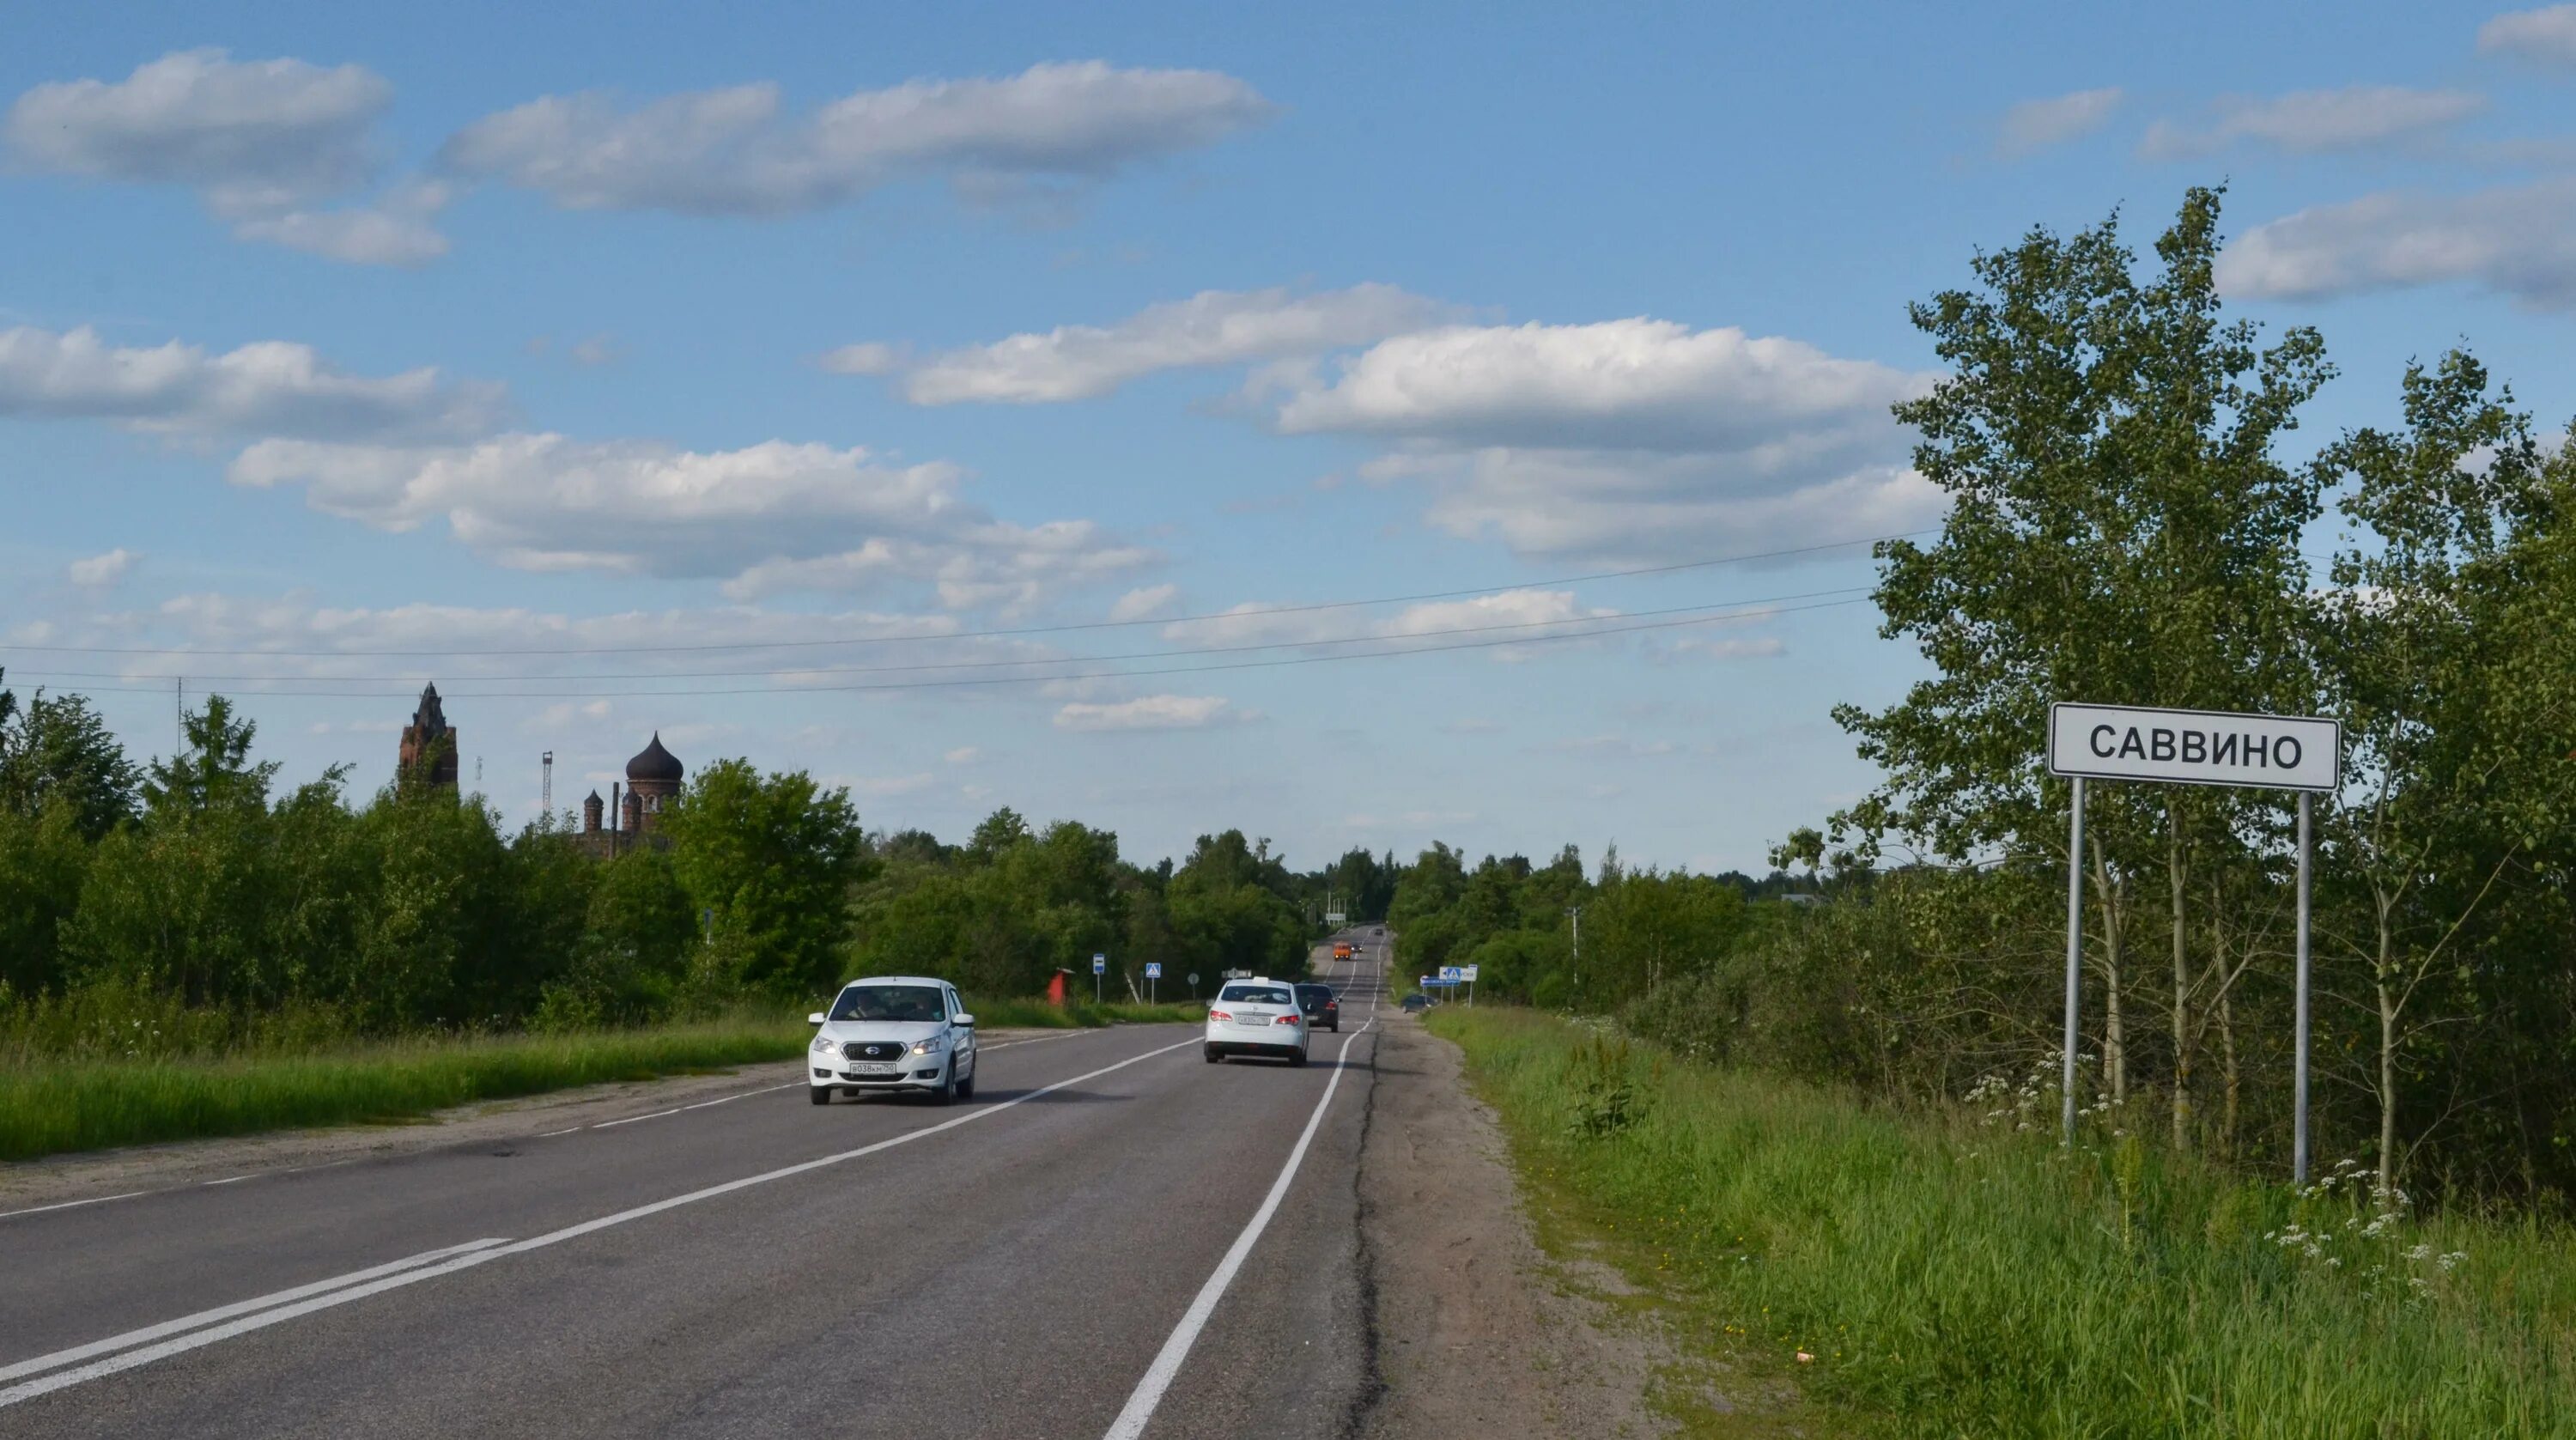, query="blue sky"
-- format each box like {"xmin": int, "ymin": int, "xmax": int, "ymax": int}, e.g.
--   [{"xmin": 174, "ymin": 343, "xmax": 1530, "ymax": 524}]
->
[{"xmin": 9, "ymin": 1, "xmax": 2576, "ymax": 873}]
